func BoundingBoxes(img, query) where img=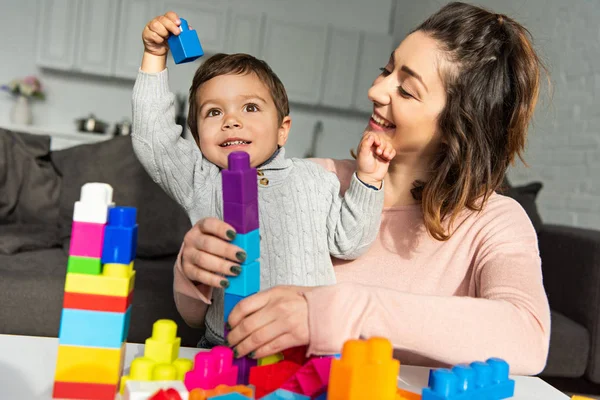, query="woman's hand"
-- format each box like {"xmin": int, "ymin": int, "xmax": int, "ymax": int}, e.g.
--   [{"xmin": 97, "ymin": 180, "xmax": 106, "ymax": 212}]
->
[
  {"xmin": 181, "ymin": 217, "xmax": 247, "ymax": 289},
  {"xmin": 226, "ymin": 286, "xmax": 314, "ymax": 359}
]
